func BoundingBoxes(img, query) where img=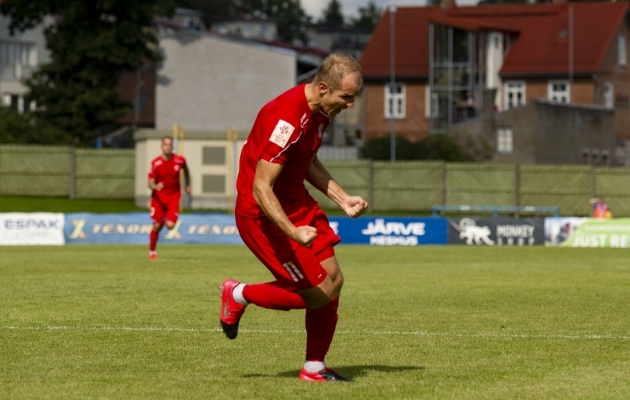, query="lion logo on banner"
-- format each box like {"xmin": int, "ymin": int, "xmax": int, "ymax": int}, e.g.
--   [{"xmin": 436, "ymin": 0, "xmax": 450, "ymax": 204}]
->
[{"xmin": 458, "ymin": 218, "xmax": 495, "ymax": 245}]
